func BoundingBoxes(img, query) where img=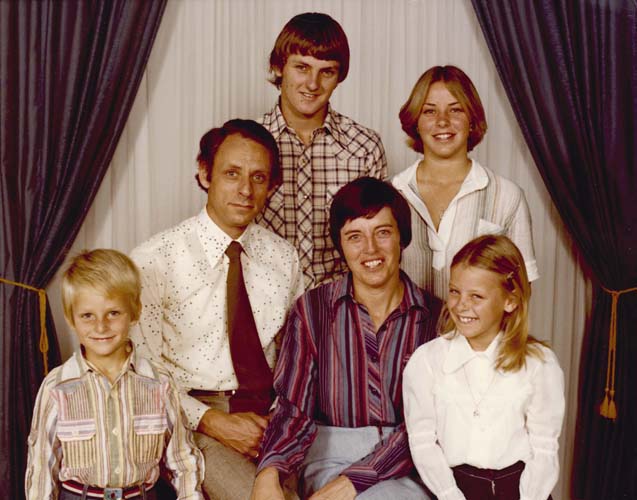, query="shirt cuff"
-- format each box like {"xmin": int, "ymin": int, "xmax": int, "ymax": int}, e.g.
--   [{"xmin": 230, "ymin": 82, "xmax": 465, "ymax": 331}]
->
[
  {"xmin": 182, "ymin": 394, "xmax": 214, "ymax": 431},
  {"xmin": 342, "ymin": 465, "xmax": 379, "ymax": 493},
  {"xmin": 436, "ymin": 485, "xmax": 466, "ymax": 500}
]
